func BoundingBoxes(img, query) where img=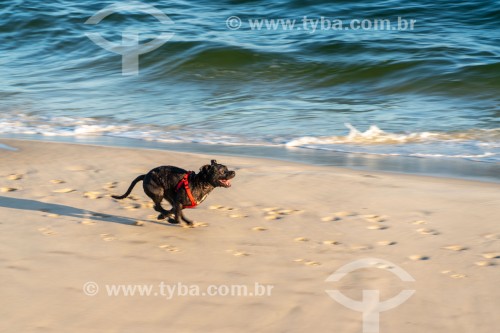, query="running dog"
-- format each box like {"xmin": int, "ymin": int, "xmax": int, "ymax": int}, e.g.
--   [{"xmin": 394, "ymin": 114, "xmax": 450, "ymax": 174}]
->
[{"xmin": 112, "ymin": 160, "xmax": 235, "ymax": 226}]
